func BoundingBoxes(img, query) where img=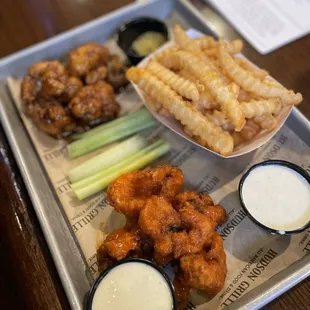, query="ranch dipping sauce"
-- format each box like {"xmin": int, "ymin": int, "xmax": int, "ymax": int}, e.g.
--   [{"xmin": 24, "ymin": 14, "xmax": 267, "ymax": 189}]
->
[
  {"xmin": 240, "ymin": 162, "xmax": 310, "ymax": 233},
  {"xmin": 90, "ymin": 261, "xmax": 175, "ymax": 310}
]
